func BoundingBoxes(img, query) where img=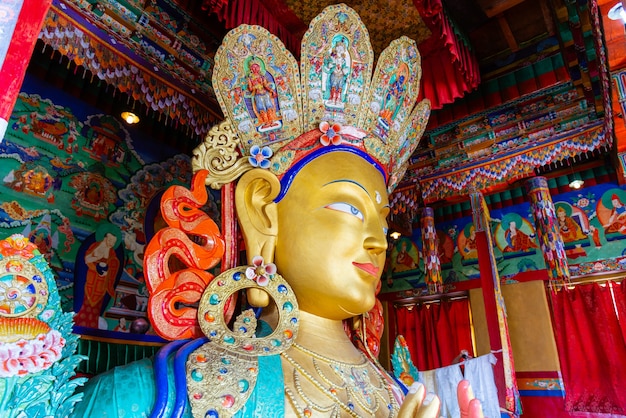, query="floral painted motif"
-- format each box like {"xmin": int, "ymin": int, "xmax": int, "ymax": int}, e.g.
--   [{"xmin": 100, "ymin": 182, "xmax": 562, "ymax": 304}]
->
[
  {"xmin": 248, "ymin": 145, "xmax": 273, "ymax": 169},
  {"xmin": 0, "ymin": 234, "xmax": 37, "ymax": 259},
  {"xmin": 319, "ymin": 121, "xmax": 343, "ymax": 146},
  {"xmin": 245, "ymin": 256, "xmax": 276, "ymax": 286},
  {"xmin": 0, "ymin": 322, "xmax": 65, "ymax": 377}
]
